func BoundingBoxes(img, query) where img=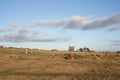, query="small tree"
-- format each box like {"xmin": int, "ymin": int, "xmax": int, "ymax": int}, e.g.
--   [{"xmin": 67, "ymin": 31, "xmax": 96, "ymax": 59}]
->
[
  {"xmin": 83, "ymin": 47, "xmax": 90, "ymax": 52},
  {"xmin": 116, "ymin": 51, "xmax": 120, "ymax": 53},
  {"xmin": 79, "ymin": 48, "xmax": 83, "ymax": 52},
  {"xmin": 86, "ymin": 48, "xmax": 90, "ymax": 52}
]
